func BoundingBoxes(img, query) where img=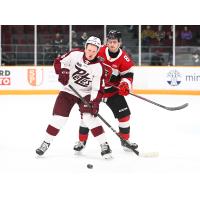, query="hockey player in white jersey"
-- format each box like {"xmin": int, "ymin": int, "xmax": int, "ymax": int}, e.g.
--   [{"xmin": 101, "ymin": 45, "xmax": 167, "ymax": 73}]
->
[{"xmin": 36, "ymin": 36, "xmax": 112, "ymax": 159}]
